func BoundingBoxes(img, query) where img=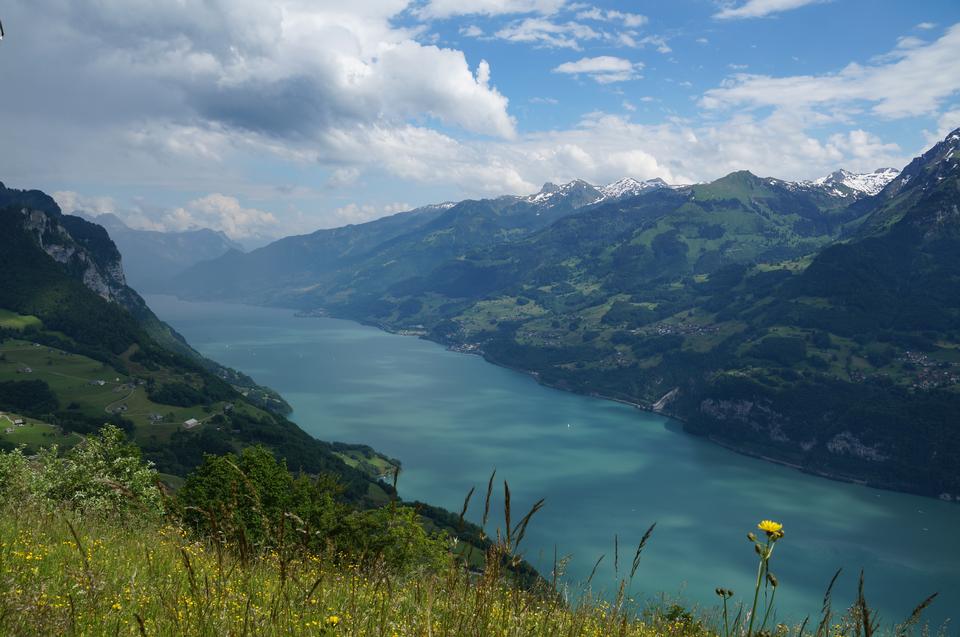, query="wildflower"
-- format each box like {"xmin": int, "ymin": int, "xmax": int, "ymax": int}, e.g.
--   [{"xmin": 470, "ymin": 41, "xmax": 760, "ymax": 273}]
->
[
  {"xmin": 757, "ymin": 520, "xmax": 783, "ymax": 537},
  {"xmin": 326, "ymin": 615, "xmax": 341, "ymax": 627}
]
